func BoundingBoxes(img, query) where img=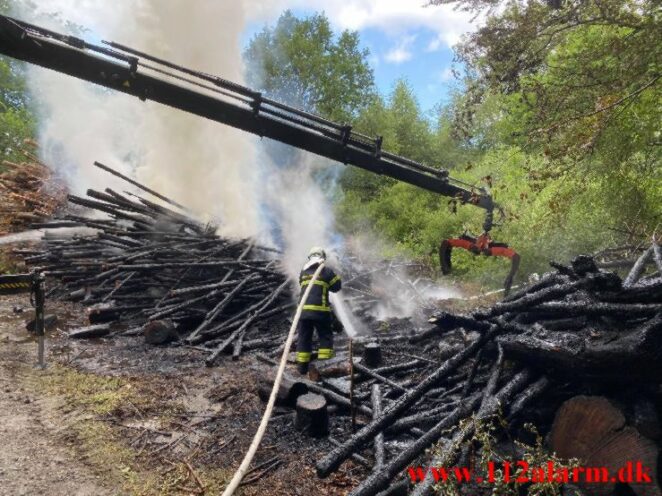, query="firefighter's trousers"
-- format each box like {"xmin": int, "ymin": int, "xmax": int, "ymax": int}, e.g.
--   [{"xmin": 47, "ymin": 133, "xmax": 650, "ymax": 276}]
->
[{"xmin": 296, "ymin": 318, "xmax": 334, "ymax": 367}]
